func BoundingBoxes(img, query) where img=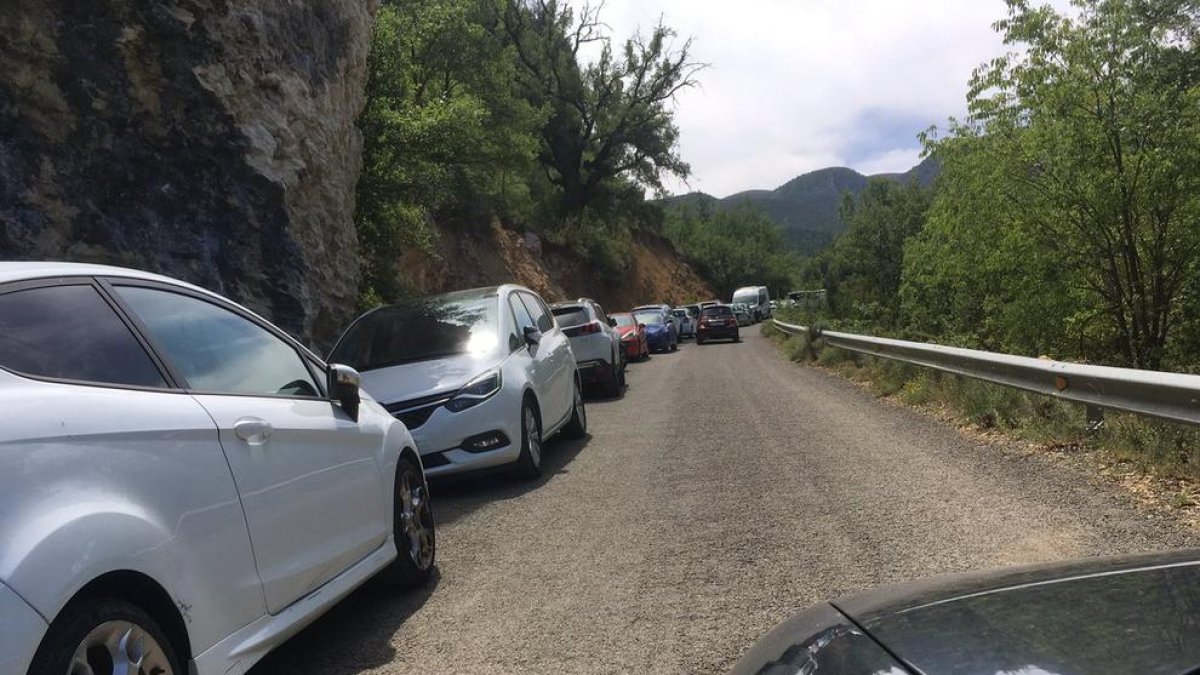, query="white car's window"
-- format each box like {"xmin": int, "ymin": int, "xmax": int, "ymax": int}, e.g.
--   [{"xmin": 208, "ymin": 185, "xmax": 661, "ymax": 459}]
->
[
  {"xmin": 116, "ymin": 286, "xmax": 319, "ymax": 397},
  {"xmin": 520, "ymin": 292, "xmax": 554, "ymax": 333},
  {"xmin": 509, "ymin": 293, "xmax": 537, "ymax": 337},
  {"xmin": 0, "ymin": 284, "xmax": 166, "ymax": 388}
]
